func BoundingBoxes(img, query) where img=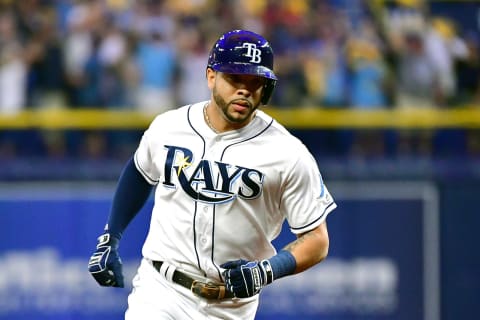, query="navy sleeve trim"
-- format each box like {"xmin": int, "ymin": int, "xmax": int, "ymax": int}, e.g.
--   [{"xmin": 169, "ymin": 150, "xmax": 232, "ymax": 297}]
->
[{"xmin": 290, "ymin": 201, "xmax": 336, "ymax": 232}]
